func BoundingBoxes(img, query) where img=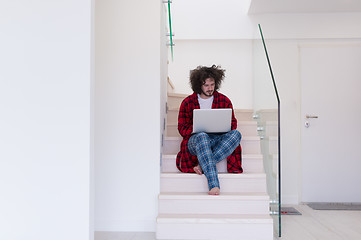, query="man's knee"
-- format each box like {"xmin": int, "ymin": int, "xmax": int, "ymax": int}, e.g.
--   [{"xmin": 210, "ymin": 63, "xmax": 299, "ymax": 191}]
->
[
  {"xmin": 193, "ymin": 132, "xmax": 210, "ymax": 142},
  {"xmin": 230, "ymin": 129, "xmax": 242, "ymax": 142}
]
